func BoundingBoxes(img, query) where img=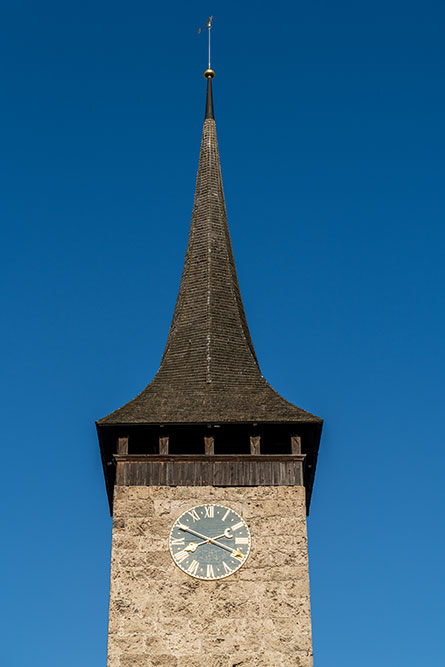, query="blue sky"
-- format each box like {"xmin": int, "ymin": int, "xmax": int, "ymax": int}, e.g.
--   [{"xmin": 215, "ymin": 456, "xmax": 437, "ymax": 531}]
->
[{"xmin": 1, "ymin": 1, "xmax": 444, "ymax": 665}]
